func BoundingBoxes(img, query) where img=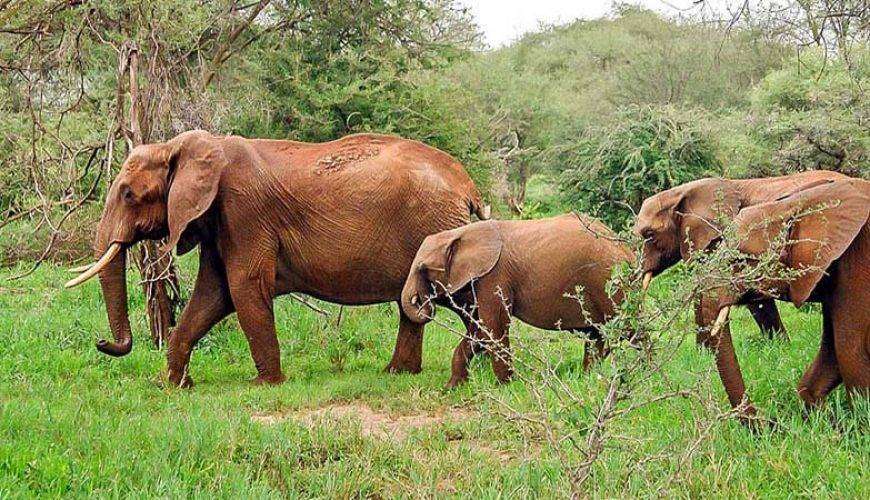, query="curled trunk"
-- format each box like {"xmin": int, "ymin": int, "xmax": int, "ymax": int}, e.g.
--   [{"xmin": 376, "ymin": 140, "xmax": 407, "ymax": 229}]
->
[
  {"xmin": 95, "ymin": 230, "xmax": 133, "ymax": 357},
  {"xmin": 401, "ymin": 271, "xmax": 434, "ymax": 324}
]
